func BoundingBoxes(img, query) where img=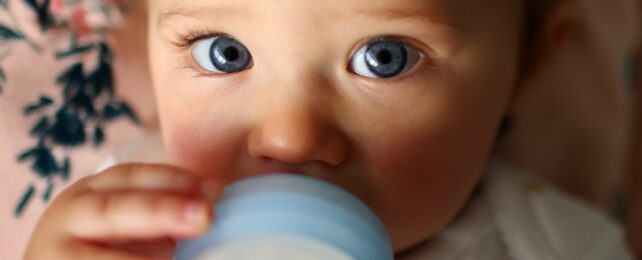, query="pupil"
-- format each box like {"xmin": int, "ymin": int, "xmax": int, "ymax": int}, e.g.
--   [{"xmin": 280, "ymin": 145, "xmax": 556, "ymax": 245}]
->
[
  {"xmin": 224, "ymin": 47, "xmax": 239, "ymax": 61},
  {"xmin": 363, "ymin": 40, "xmax": 408, "ymax": 78},
  {"xmin": 208, "ymin": 36, "xmax": 252, "ymax": 73},
  {"xmin": 376, "ymin": 50, "xmax": 393, "ymax": 64}
]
